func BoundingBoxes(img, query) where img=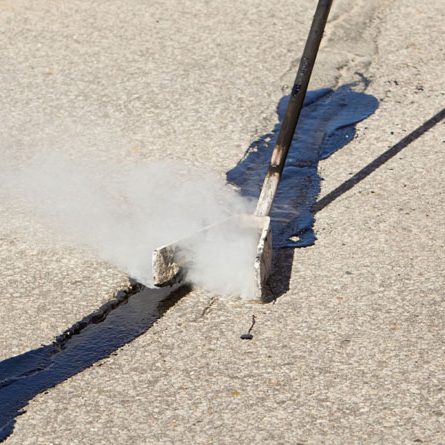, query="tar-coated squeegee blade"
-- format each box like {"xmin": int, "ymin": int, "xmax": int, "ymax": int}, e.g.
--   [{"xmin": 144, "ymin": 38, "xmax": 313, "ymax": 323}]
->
[{"xmin": 152, "ymin": 0, "xmax": 333, "ymax": 300}]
